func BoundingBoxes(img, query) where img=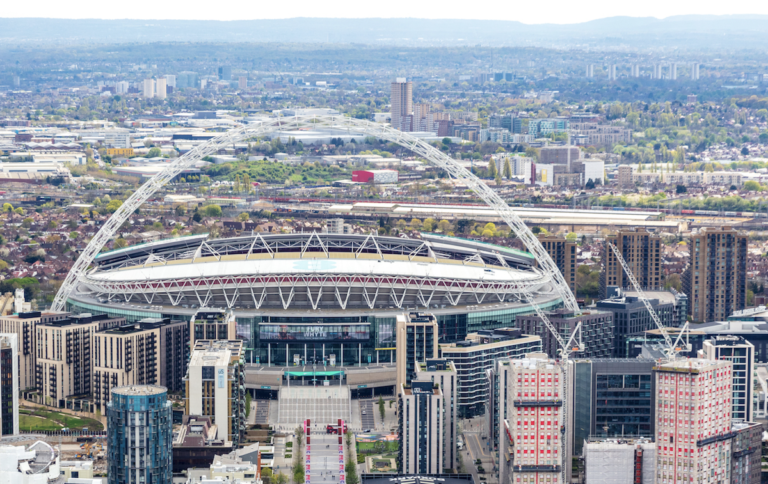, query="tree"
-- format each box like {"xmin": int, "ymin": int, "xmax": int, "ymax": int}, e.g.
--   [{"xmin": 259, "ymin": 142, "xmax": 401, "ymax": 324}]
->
[
  {"xmin": 676, "ymin": 185, "xmax": 687, "ymax": 194},
  {"xmin": 69, "ymin": 231, "xmax": 79, "ymax": 240},
  {"xmin": 437, "ymin": 220, "xmax": 452, "ymax": 233},
  {"xmin": 238, "ymin": 212, "xmax": 250, "ymax": 222},
  {"xmin": 488, "ymin": 158, "xmax": 497, "ymax": 179},
  {"xmin": 664, "ymin": 273, "xmax": 682, "ymax": 291},
  {"xmin": 105, "ymin": 199, "xmax": 123, "ymax": 213},
  {"xmin": 744, "ymin": 180, "xmax": 762, "ymax": 192},
  {"xmin": 0, "ymin": 260, "xmax": 8, "ymax": 272},
  {"xmin": 565, "ymin": 232, "xmax": 578, "ymax": 242},
  {"xmin": 2, "ymin": 203, "xmax": 13, "ymax": 213},
  {"xmin": 204, "ymin": 205, "xmax": 223, "ymax": 217},
  {"xmin": 193, "ymin": 210, "xmax": 203, "ymax": 223},
  {"xmin": 741, "ymin": 147, "xmax": 750, "ymax": 157},
  {"xmin": 273, "ymin": 472, "xmax": 287, "ymax": 484},
  {"xmin": 147, "ymin": 147, "xmax": 162, "ymax": 158},
  {"xmin": 504, "ymin": 158, "xmax": 512, "ymax": 179},
  {"xmin": 14, "ymin": 207, "xmax": 24, "ymax": 216},
  {"xmin": 22, "ymin": 218, "xmax": 33, "ymax": 228},
  {"xmin": 409, "ymin": 218, "xmax": 422, "ymax": 231},
  {"xmin": 175, "ymin": 205, "xmax": 187, "ymax": 217},
  {"xmin": 422, "ymin": 218, "xmax": 436, "ymax": 232},
  {"xmin": 378, "ymin": 395, "xmax": 385, "ymax": 422},
  {"xmin": 585, "ymin": 178, "xmax": 595, "ymax": 189},
  {"xmin": 113, "ymin": 238, "xmax": 128, "ymax": 249}
]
